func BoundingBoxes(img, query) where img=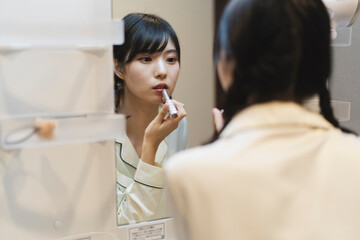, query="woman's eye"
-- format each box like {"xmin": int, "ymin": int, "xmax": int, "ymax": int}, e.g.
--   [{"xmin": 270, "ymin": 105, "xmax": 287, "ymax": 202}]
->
[
  {"xmin": 139, "ymin": 57, "xmax": 152, "ymax": 62},
  {"xmin": 167, "ymin": 57, "xmax": 178, "ymax": 63}
]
